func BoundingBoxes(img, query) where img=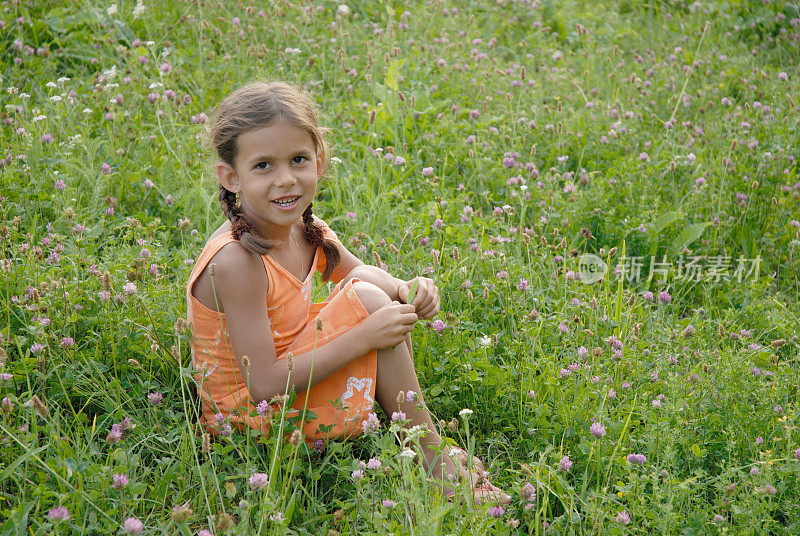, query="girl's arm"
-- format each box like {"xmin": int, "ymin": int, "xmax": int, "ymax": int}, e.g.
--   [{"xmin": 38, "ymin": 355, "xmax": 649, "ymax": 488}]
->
[{"xmin": 211, "ymin": 242, "xmax": 414, "ymax": 403}]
